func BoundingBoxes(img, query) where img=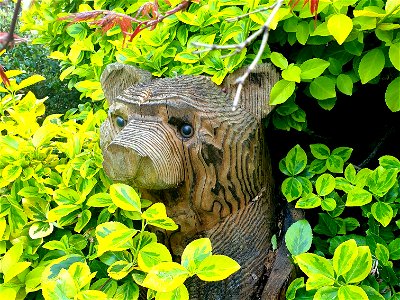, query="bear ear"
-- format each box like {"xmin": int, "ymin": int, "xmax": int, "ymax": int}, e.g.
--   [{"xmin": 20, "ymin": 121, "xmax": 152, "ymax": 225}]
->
[
  {"xmin": 100, "ymin": 63, "xmax": 152, "ymax": 103},
  {"xmin": 221, "ymin": 63, "xmax": 279, "ymax": 121}
]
